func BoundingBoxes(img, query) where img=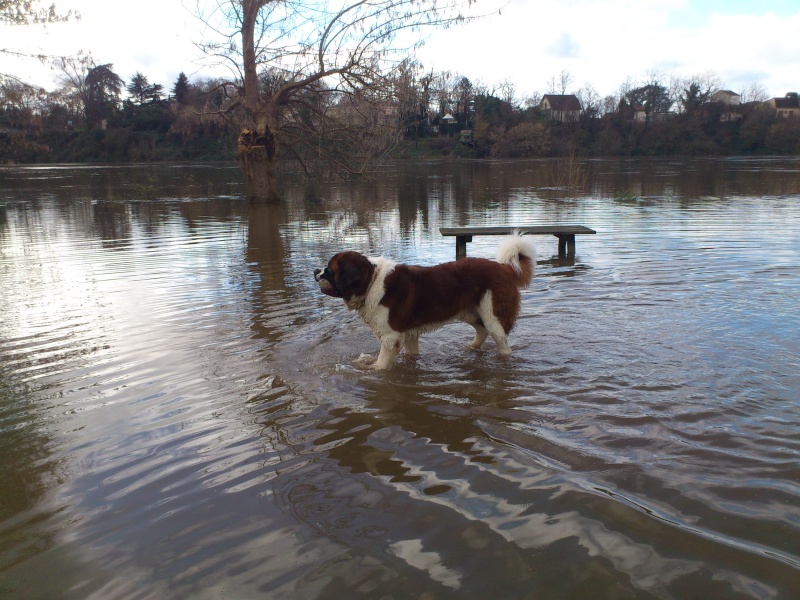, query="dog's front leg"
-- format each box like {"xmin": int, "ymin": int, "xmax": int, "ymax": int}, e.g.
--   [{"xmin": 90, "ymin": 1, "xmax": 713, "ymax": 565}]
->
[
  {"xmin": 370, "ymin": 334, "xmax": 404, "ymax": 370},
  {"xmin": 404, "ymin": 333, "xmax": 420, "ymax": 355},
  {"xmin": 353, "ymin": 353, "xmax": 377, "ymax": 367}
]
